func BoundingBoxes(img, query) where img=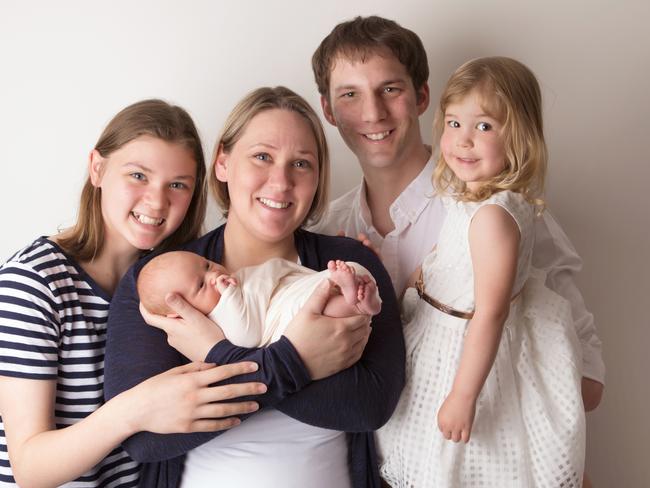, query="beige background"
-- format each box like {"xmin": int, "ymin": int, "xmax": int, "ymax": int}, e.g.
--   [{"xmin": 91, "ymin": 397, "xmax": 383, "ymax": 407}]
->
[{"xmin": 1, "ymin": 0, "xmax": 648, "ymax": 485}]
